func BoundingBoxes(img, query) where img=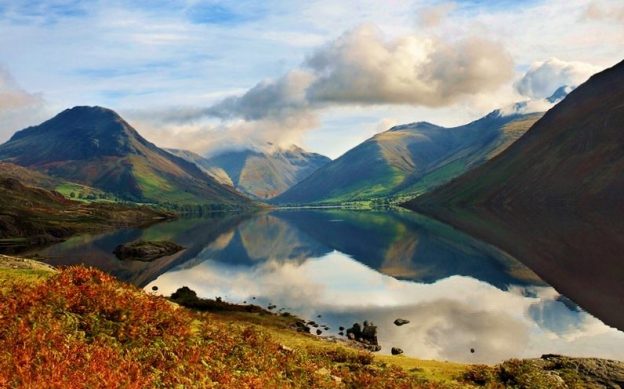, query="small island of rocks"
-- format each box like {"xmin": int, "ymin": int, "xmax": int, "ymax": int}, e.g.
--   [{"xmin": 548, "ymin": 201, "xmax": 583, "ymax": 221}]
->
[{"xmin": 113, "ymin": 240, "xmax": 184, "ymax": 261}]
